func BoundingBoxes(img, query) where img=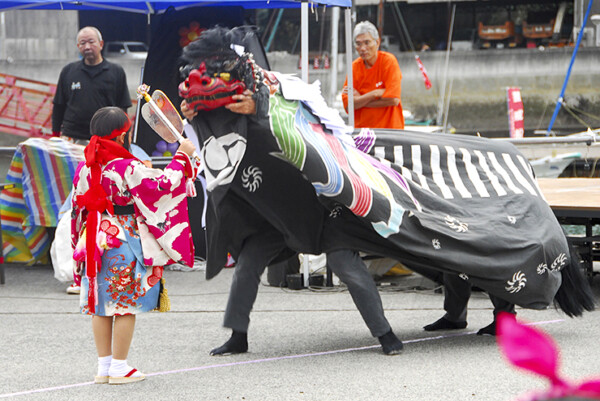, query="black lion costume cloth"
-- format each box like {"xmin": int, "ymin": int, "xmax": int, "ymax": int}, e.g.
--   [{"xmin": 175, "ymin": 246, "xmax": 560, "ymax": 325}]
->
[{"xmin": 179, "ymin": 26, "xmax": 594, "ymax": 317}]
